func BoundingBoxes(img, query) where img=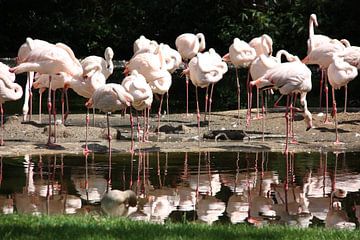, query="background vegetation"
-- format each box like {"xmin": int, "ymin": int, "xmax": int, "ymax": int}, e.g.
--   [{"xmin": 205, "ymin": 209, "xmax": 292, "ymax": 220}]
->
[{"xmin": 1, "ymin": 0, "xmax": 359, "ymax": 112}]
